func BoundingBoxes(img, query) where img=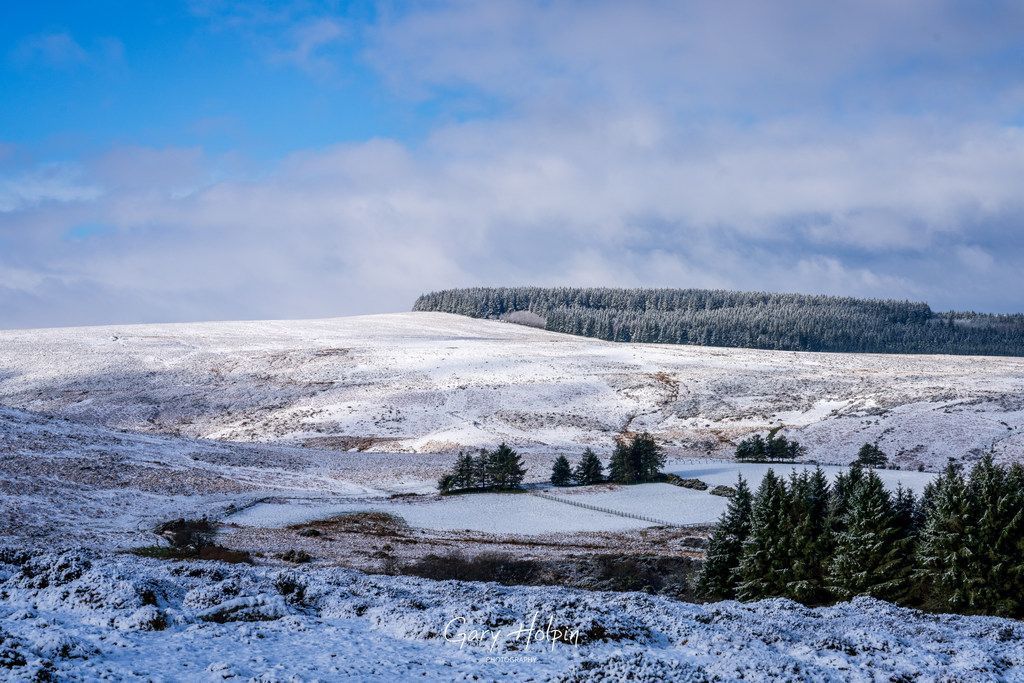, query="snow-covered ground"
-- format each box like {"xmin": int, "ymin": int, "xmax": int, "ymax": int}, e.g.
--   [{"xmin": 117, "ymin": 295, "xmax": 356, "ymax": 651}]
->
[
  {"xmin": 228, "ymin": 493, "xmax": 654, "ymax": 534},
  {"xmin": 1, "ymin": 312, "xmax": 1023, "ymax": 470},
  {"xmin": 0, "ymin": 549, "xmax": 1021, "ymax": 682},
  {"xmin": 2, "ymin": 311, "xmax": 1021, "ymax": 679},
  {"xmin": 227, "ymin": 462, "xmax": 937, "ymax": 534}
]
